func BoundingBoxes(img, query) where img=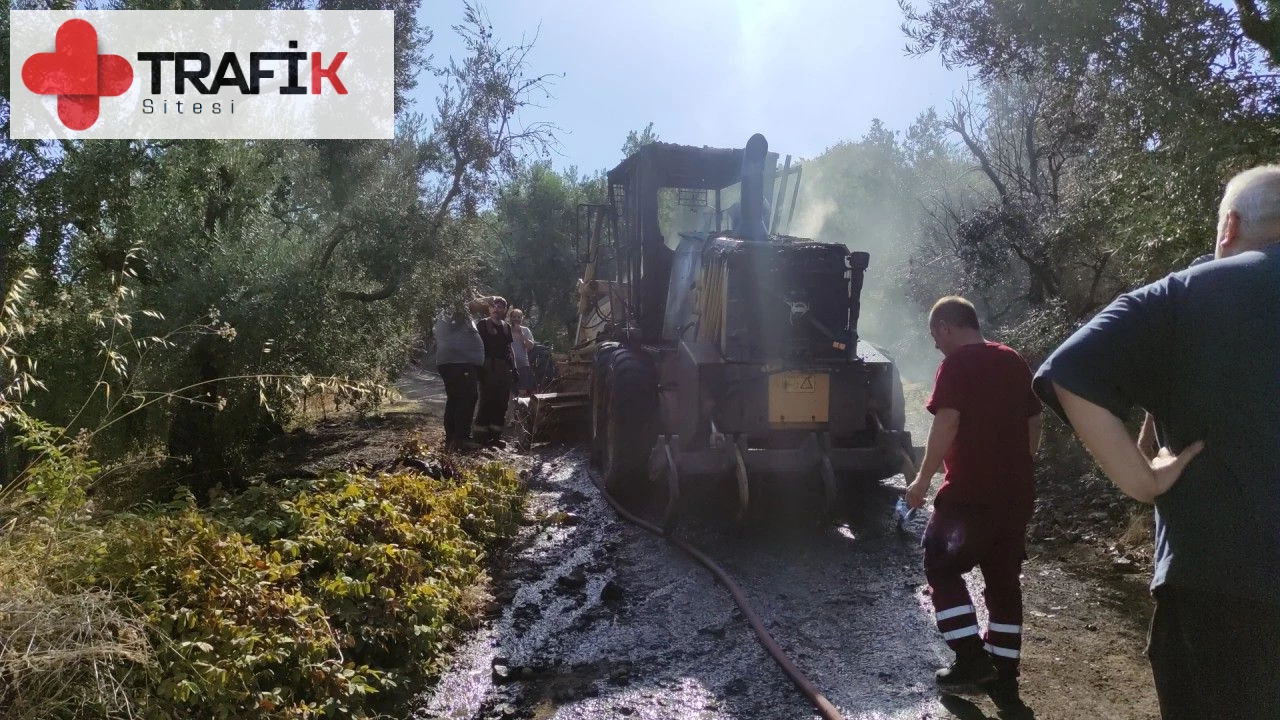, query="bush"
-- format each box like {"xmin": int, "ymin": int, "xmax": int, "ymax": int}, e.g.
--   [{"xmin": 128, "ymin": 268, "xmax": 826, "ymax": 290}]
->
[
  {"xmin": 0, "ymin": 424, "xmax": 524, "ymax": 720},
  {"xmin": 0, "ymin": 414, "xmax": 153, "ymax": 720},
  {"xmin": 216, "ymin": 462, "xmax": 522, "ymax": 681},
  {"xmin": 91, "ymin": 504, "xmax": 358, "ymax": 719}
]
